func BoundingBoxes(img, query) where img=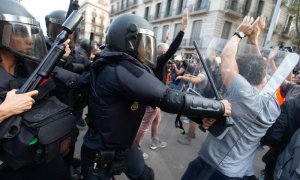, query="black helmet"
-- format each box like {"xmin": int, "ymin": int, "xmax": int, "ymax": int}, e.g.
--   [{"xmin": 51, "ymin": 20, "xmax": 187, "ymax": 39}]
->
[
  {"xmin": 106, "ymin": 14, "xmax": 157, "ymax": 68},
  {"xmin": 45, "ymin": 10, "xmax": 66, "ymax": 40},
  {"xmin": 0, "ymin": 0, "xmax": 47, "ymax": 62},
  {"xmin": 80, "ymin": 38, "xmax": 90, "ymax": 53}
]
